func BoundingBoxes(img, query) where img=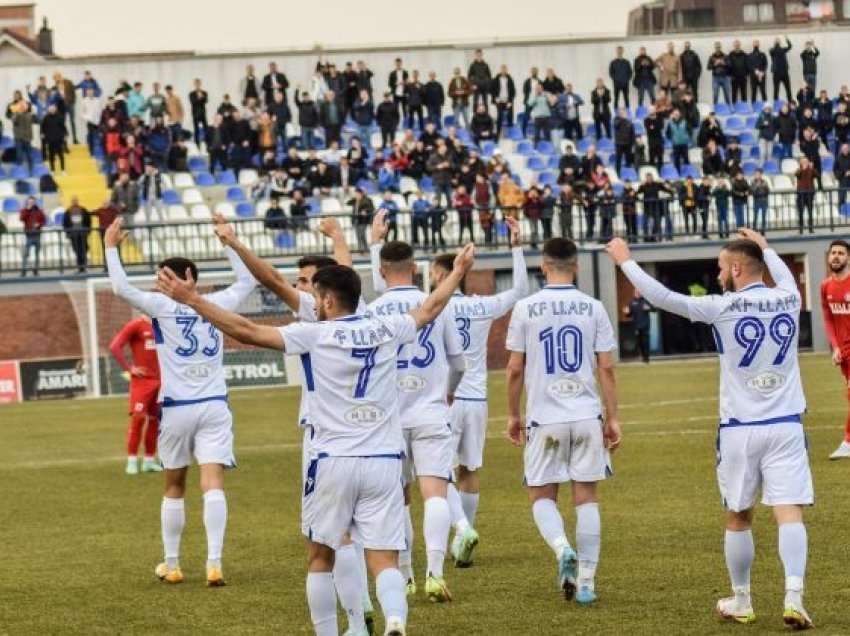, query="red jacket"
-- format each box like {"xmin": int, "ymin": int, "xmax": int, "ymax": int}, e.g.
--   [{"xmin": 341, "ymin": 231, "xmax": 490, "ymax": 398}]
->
[{"xmin": 20, "ymin": 206, "xmax": 47, "ymax": 234}]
